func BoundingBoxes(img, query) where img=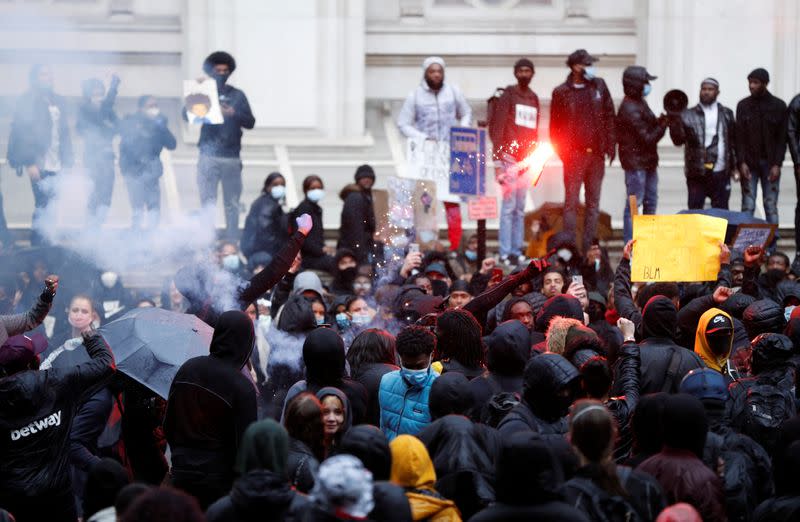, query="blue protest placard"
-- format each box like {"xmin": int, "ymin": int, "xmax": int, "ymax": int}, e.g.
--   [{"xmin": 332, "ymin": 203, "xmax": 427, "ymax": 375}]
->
[{"xmin": 449, "ymin": 127, "xmax": 487, "ymax": 196}]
